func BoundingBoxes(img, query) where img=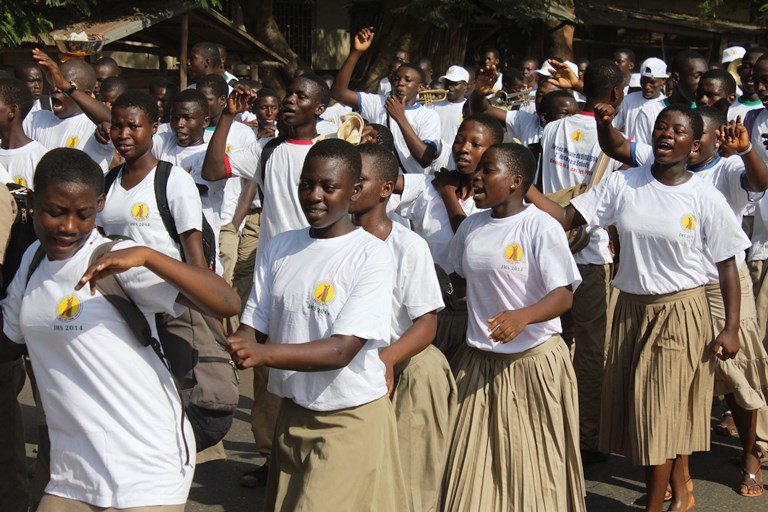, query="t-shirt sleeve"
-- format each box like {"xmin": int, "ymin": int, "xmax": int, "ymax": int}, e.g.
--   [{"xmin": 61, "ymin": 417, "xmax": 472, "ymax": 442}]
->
[
  {"xmin": 630, "ymin": 141, "xmax": 653, "ymax": 167},
  {"xmin": 226, "ymin": 140, "xmax": 263, "ymax": 184},
  {"xmin": 332, "ymin": 244, "xmax": 394, "ymax": 342},
  {"xmin": 532, "ymin": 218, "xmax": 582, "ymax": 293},
  {"xmin": 700, "ymin": 186, "xmax": 752, "ymax": 264},
  {"xmin": 634, "ymin": 110, "xmax": 653, "ymax": 146},
  {"xmin": 396, "ymin": 174, "xmax": 430, "ymax": 216},
  {"xmin": 240, "ymin": 240, "xmax": 273, "ymax": 333},
  {"xmin": 357, "ymin": 92, "xmax": 385, "ymax": 122},
  {"xmin": 113, "ymin": 240, "xmax": 185, "ymax": 318},
  {"xmin": 449, "ymin": 217, "xmax": 471, "ymax": 278},
  {"xmin": 571, "ymin": 170, "xmax": 623, "ymax": 228},
  {"xmin": 1, "ymin": 243, "xmax": 40, "ymax": 343},
  {"xmin": 400, "ymin": 237, "xmax": 445, "ymax": 319},
  {"xmin": 417, "ymin": 110, "xmax": 443, "ymax": 155},
  {"xmin": 167, "ymin": 167, "xmax": 203, "ymax": 234}
]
